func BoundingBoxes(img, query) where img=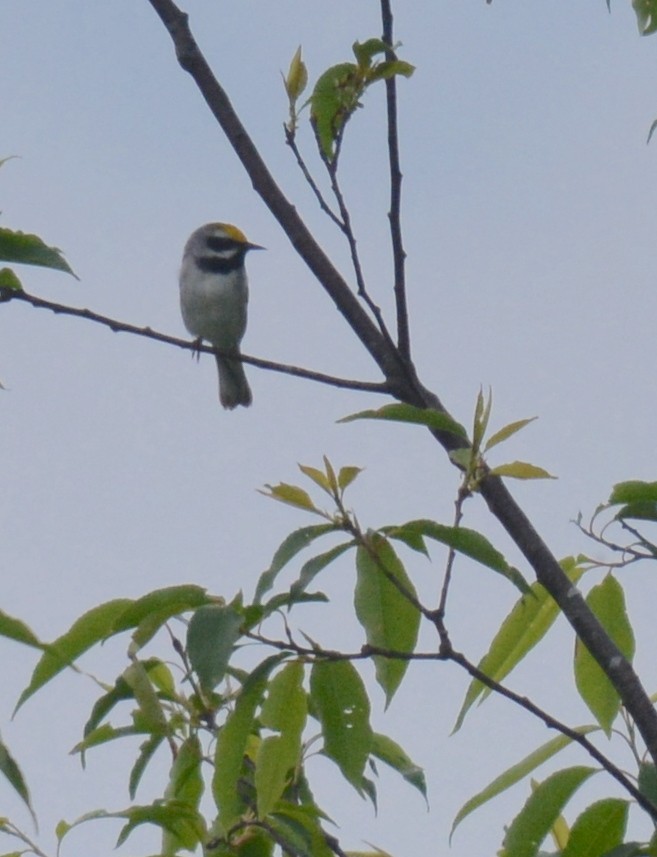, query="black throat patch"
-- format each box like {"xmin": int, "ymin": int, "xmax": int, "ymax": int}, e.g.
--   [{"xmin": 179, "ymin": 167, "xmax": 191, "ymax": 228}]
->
[{"xmin": 196, "ymin": 251, "xmax": 245, "ymax": 274}]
